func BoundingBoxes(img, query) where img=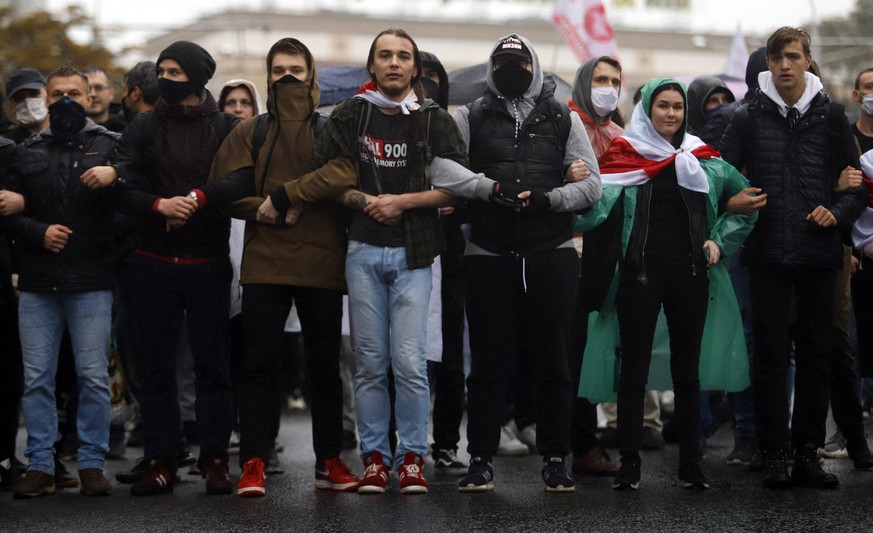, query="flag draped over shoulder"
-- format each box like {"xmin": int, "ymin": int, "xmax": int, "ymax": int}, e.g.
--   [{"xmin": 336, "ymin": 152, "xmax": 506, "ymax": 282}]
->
[
  {"xmin": 598, "ymin": 102, "xmax": 720, "ymax": 193},
  {"xmin": 851, "ymin": 151, "xmax": 873, "ymax": 251}
]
